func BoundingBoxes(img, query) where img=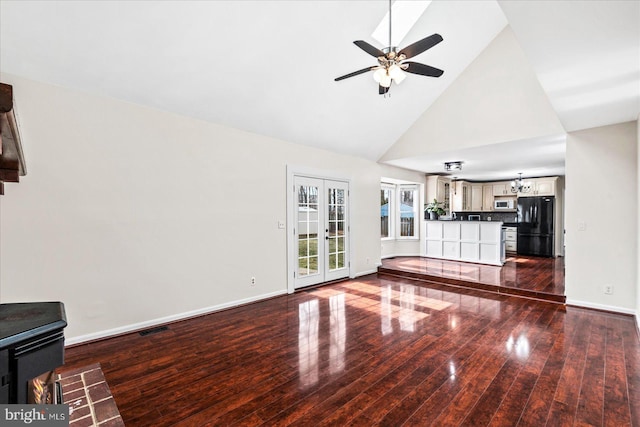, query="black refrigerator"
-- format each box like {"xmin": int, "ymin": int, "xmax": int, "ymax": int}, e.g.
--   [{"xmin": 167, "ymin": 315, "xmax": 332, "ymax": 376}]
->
[{"xmin": 517, "ymin": 196, "xmax": 554, "ymax": 257}]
